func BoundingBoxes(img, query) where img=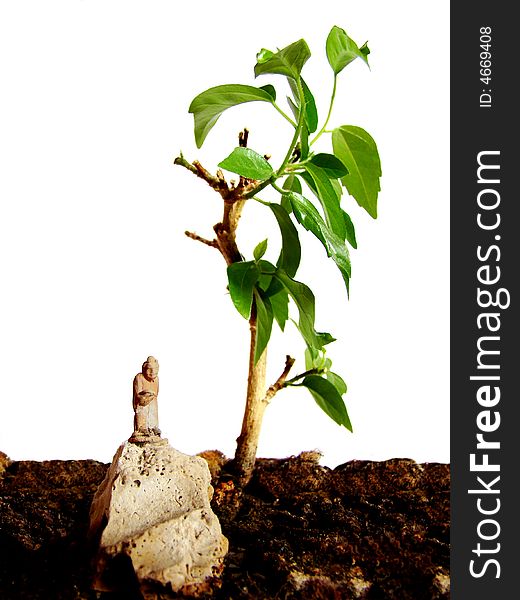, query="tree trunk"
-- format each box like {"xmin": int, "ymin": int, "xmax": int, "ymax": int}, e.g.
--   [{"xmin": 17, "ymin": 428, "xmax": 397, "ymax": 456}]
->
[{"xmin": 233, "ymin": 303, "xmax": 267, "ymax": 487}]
